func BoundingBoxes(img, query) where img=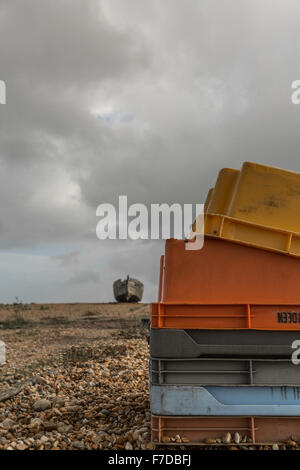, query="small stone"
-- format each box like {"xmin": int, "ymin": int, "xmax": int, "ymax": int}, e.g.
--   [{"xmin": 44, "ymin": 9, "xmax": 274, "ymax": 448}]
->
[
  {"xmin": 138, "ymin": 427, "xmax": 148, "ymax": 433},
  {"xmin": 132, "ymin": 430, "xmax": 140, "ymax": 441},
  {"xmin": 204, "ymin": 438, "xmax": 217, "ymax": 444},
  {"xmin": 286, "ymin": 439, "xmax": 297, "ymax": 448},
  {"xmin": 73, "ymin": 440, "xmax": 85, "ymax": 450},
  {"xmin": 33, "ymin": 399, "xmax": 51, "ymax": 411},
  {"xmin": 147, "ymin": 442, "xmax": 156, "ymax": 450},
  {"xmin": 30, "ymin": 418, "xmax": 42, "ymax": 427},
  {"xmin": 16, "ymin": 443, "xmax": 27, "ymax": 451},
  {"xmin": 1, "ymin": 418, "xmax": 15, "ymax": 430},
  {"xmin": 162, "ymin": 436, "xmax": 171, "ymax": 443},
  {"xmin": 57, "ymin": 423, "xmax": 72, "ymax": 433},
  {"xmin": 272, "ymin": 444, "xmax": 279, "ymax": 450},
  {"xmin": 32, "ymin": 376, "xmax": 46, "ymax": 385},
  {"xmin": 234, "ymin": 432, "xmax": 241, "ymax": 444},
  {"xmin": 222, "ymin": 432, "xmax": 231, "ymax": 444},
  {"xmin": 125, "ymin": 442, "xmax": 133, "ymax": 450},
  {"xmin": 43, "ymin": 422, "xmax": 57, "ymax": 432}
]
